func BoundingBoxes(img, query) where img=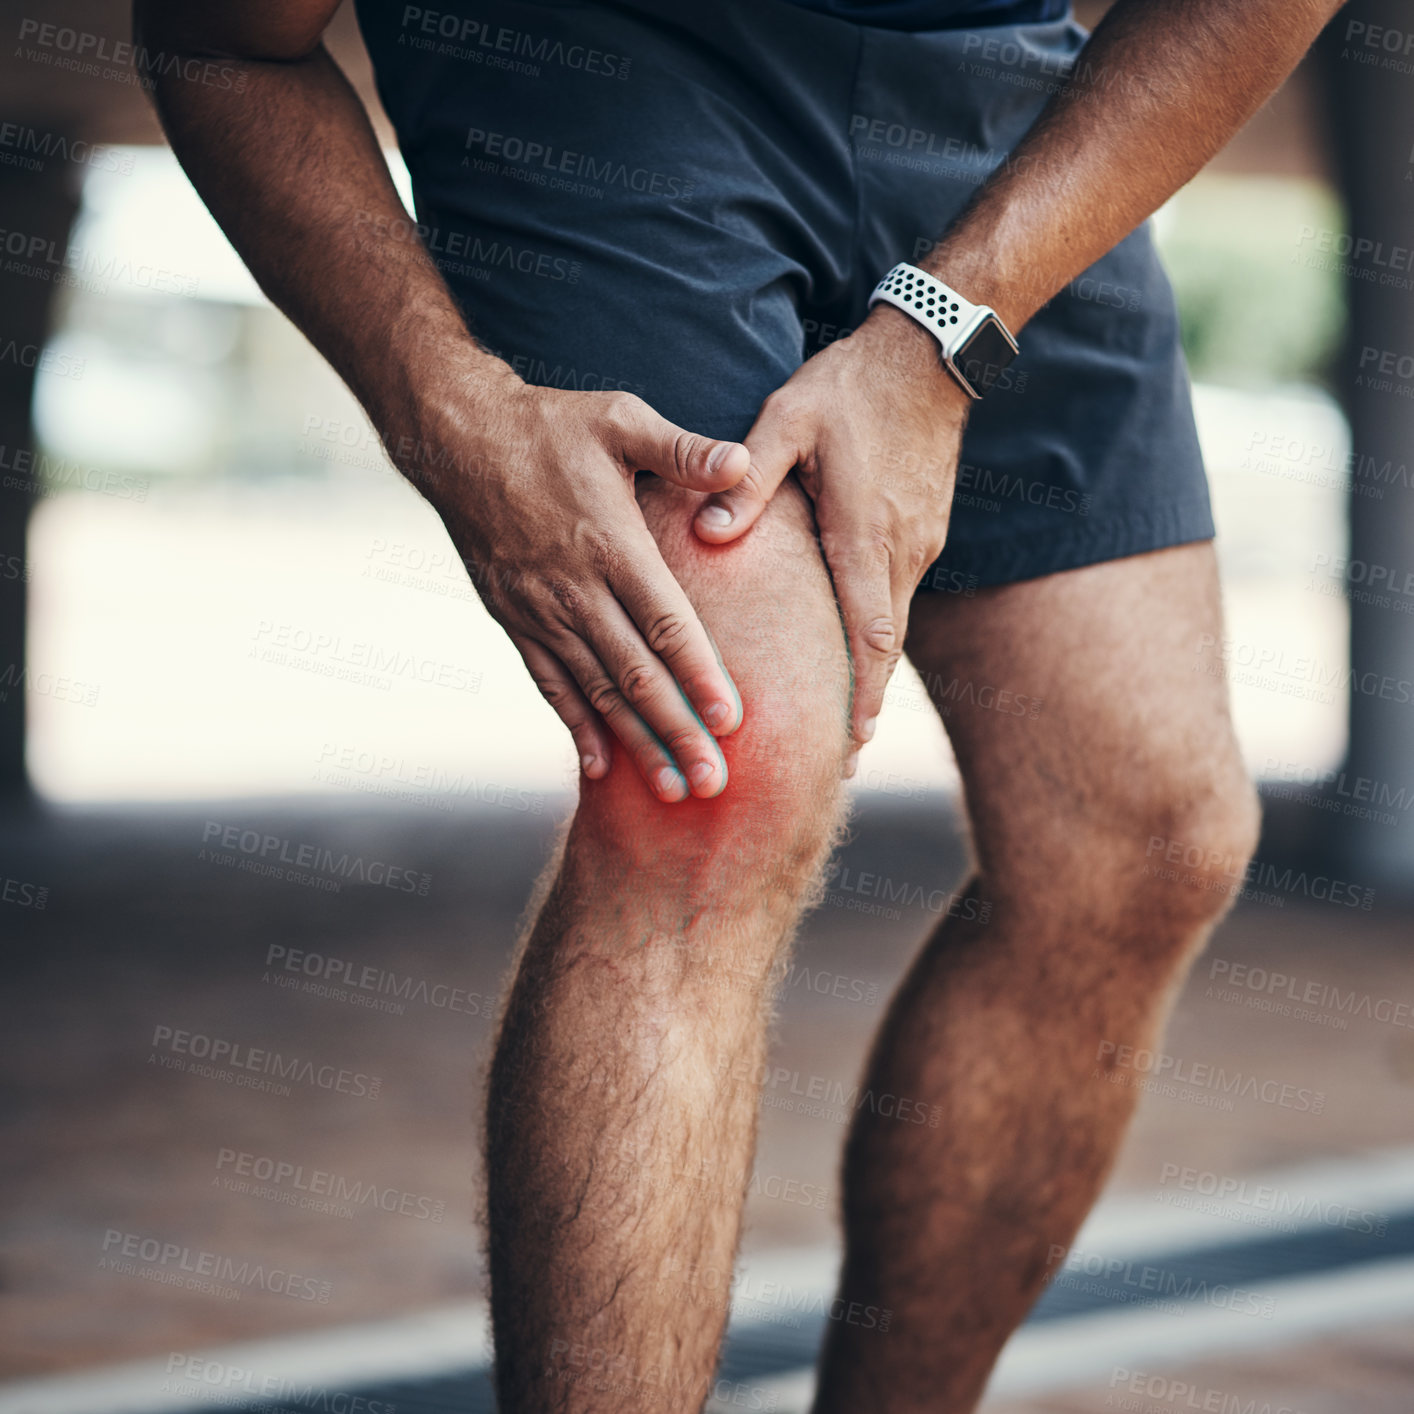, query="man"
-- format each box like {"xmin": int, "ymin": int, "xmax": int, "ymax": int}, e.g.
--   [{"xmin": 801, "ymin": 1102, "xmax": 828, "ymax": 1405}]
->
[{"xmin": 133, "ymin": 0, "xmax": 1340, "ymax": 1408}]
